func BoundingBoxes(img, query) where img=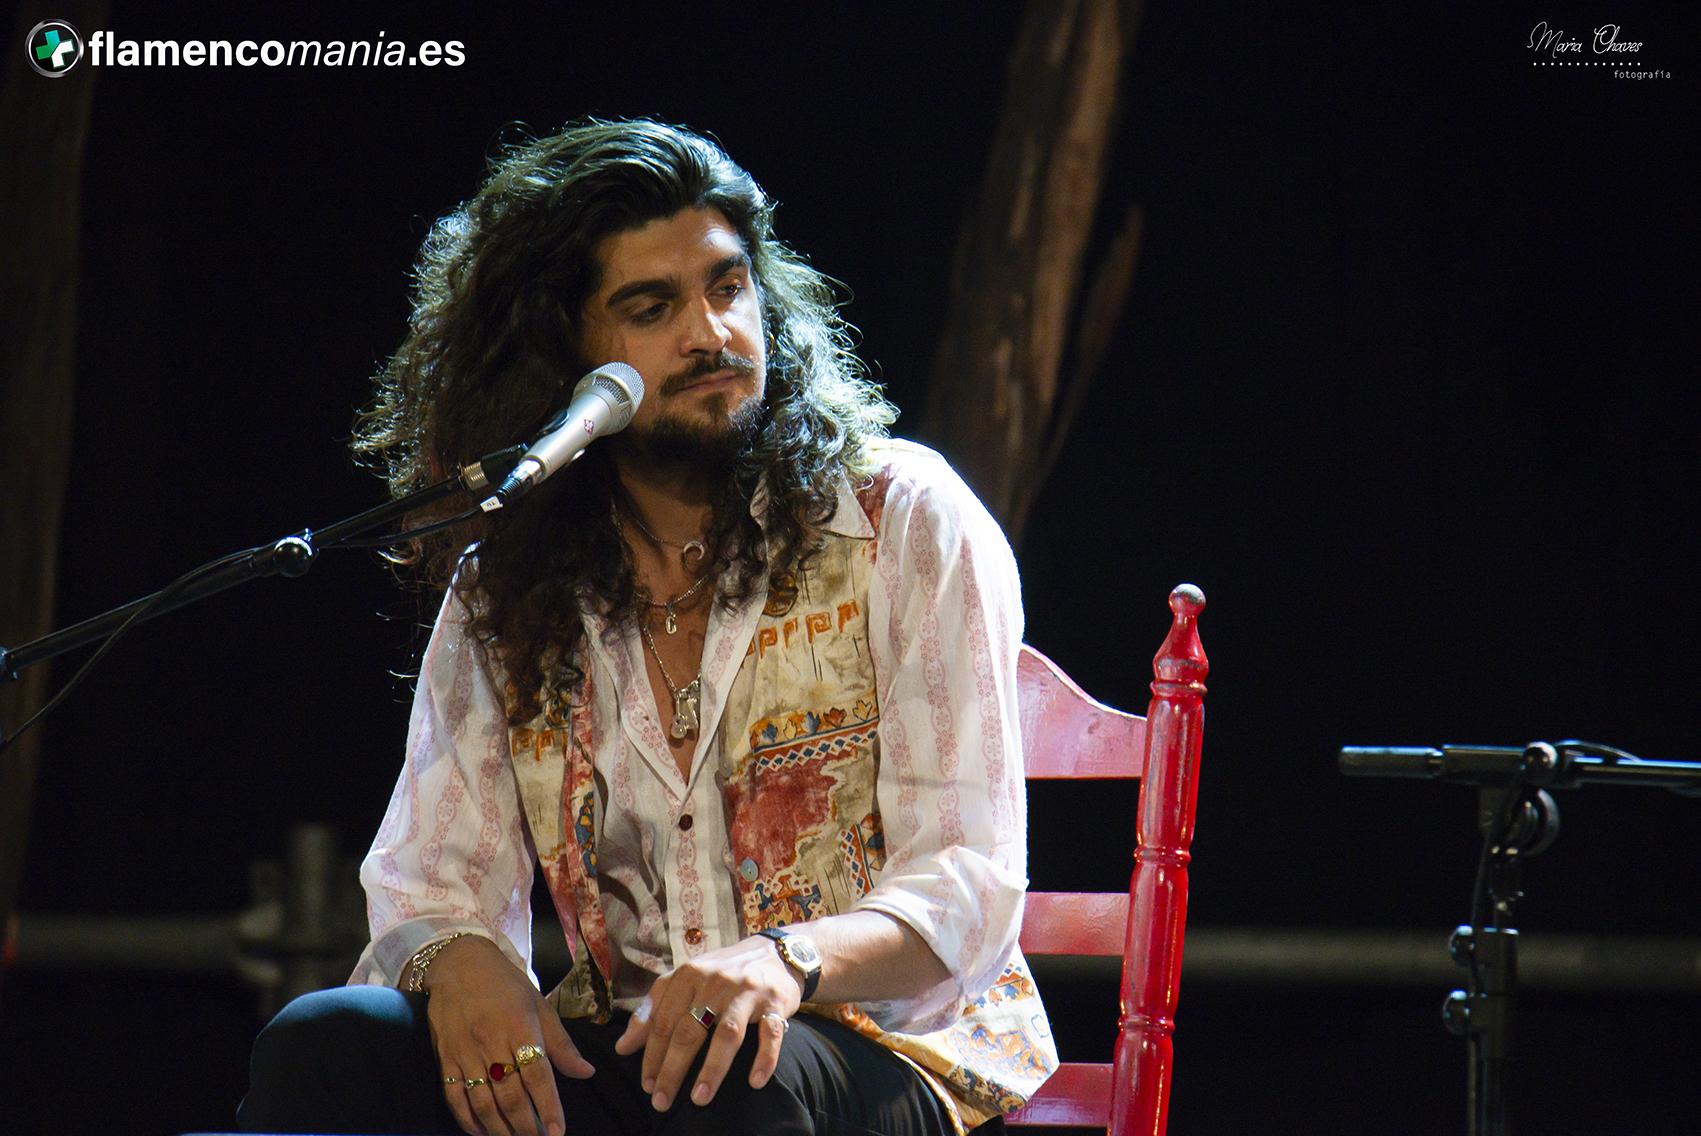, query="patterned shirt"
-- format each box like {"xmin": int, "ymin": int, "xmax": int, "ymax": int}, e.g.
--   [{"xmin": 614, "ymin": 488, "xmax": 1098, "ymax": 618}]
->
[{"xmin": 349, "ymin": 439, "xmax": 1053, "ymax": 1121}]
